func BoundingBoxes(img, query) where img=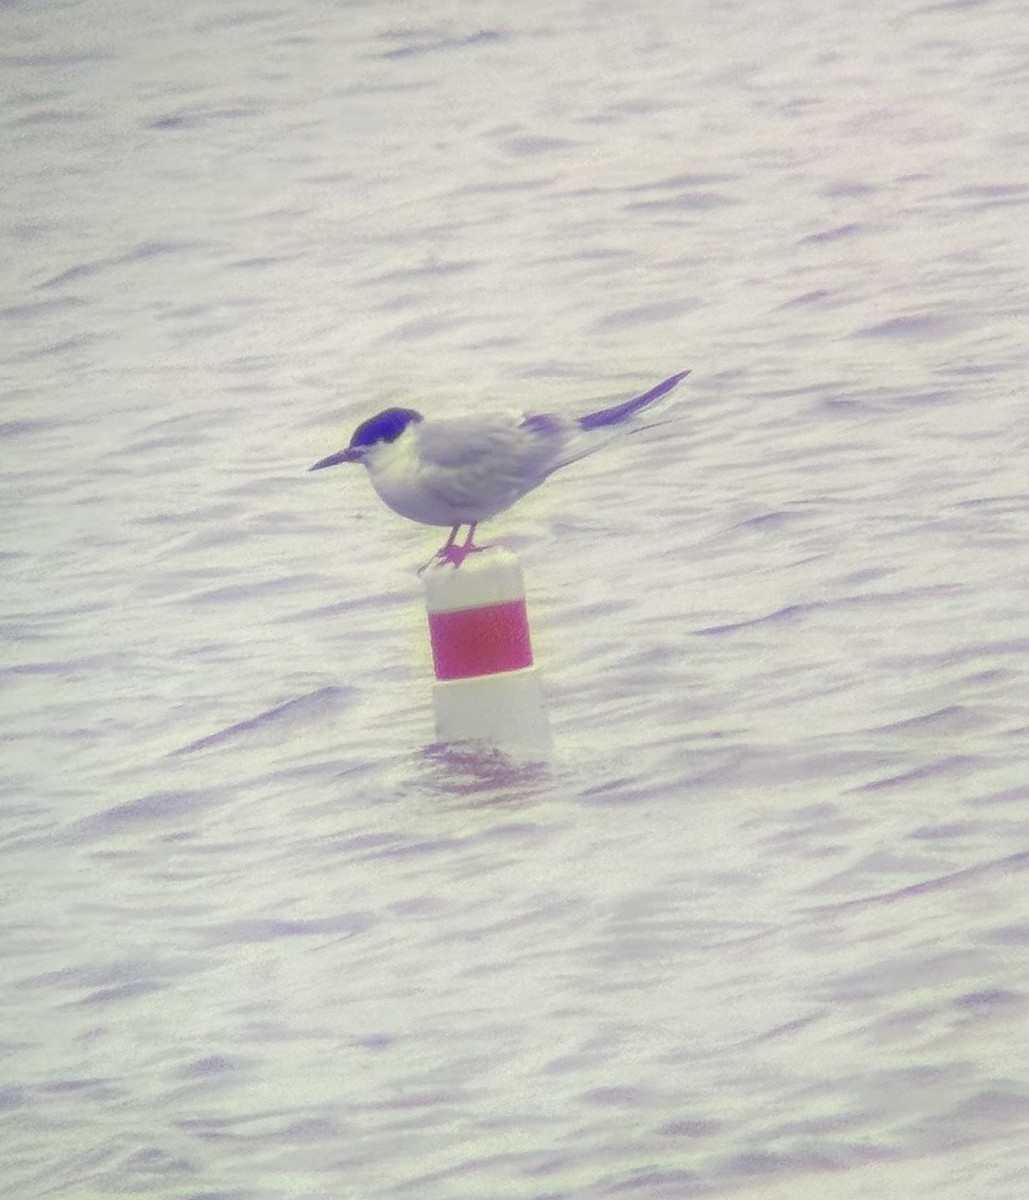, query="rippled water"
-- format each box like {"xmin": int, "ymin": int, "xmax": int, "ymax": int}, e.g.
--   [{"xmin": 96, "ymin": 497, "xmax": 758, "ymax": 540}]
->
[{"xmin": 2, "ymin": 0, "xmax": 1027, "ymax": 1196}]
